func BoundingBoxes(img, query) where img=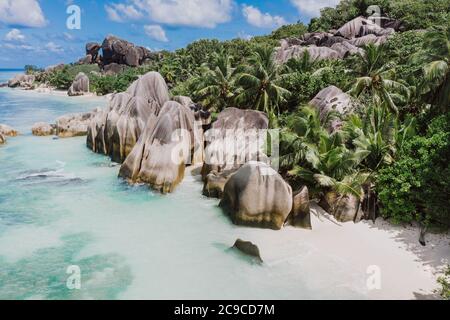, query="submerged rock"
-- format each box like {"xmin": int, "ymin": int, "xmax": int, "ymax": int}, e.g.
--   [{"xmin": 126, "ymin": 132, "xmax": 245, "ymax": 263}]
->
[
  {"xmin": 0, "ymin": 124, "xmax": 19, "ymax": 137},
  {"xmin": 232, "ymin": 239, "xmax": 263, "ymax": 263},
  {"xmin": 119, "ymin": 100, "xmax": 201, "ymax": 193},
  {"xmin": 220, "ymin": 162, "xmax": 293, "ymax": 230},
  {"xmin": 32, "ymin": 122, "xmax": 55, "ymax": 136},
  {"xmin": 68, "ymin": 72, "xmax": 90, "ymax": 96},
  {"xmin": 87, "ymin": 71, "xmax": 170, "ymax": 163},
  {"xmin": 286, "ymin": 186, "xmax": 312, "ymax": 229}
]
